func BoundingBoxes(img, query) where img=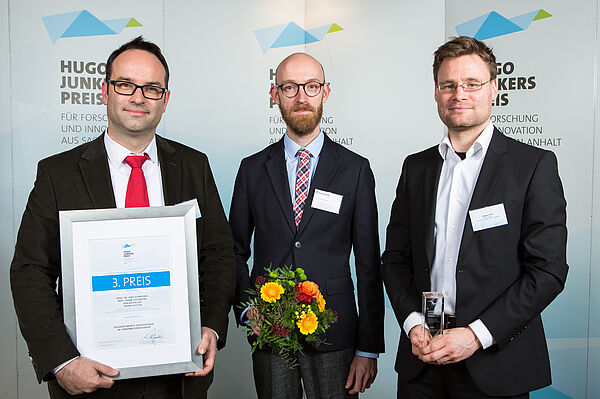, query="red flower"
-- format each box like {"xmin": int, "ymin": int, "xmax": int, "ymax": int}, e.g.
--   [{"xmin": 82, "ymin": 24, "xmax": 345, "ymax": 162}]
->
[{"xmin": 296, "ymin": 292, "xmax": 312, "ymax": 303}]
